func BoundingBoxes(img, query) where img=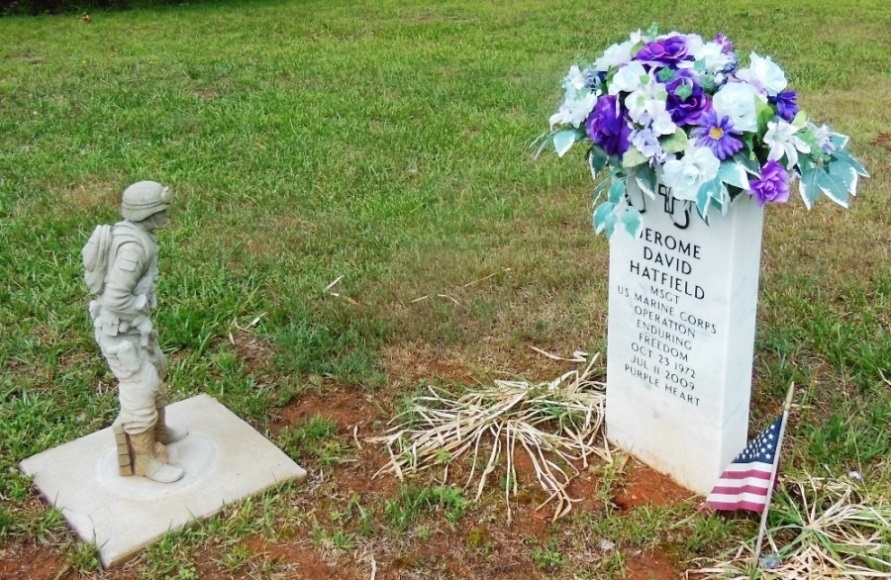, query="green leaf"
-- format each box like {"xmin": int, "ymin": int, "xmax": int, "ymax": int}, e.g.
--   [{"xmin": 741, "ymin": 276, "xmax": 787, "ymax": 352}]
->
[
  {"xmin": 817, "ymin": 166, "xmax": 851, "ymax": 208},
  {"xmin": 661, "ymin": 129, "xmax": 688, "ymax": 154},
  {"xmin": 589, "ymin": 145, "xmax": 609, "ymax": 177},
  {"xmin": 696, "ymin": 177, "xmax": 724, "ymax": 219},
  {"xmin": 833, "ymin": 150, "xmax": 869, "ymax": 178},
  {"xmin": 593, "ymin": 201, "xmax": 615, "ymax": 235},
  {"xmin": 532, "ymin": 131, "xmax": 557, "ymax": 159},
  {"xmin": 657, "ymin": 68, "xmax": 675, "ymax": 82},
  {"xmin": 696, "ymin": 186, "xmax": 711, "ymax": 220},
  {"xmin": 831, "ymin": 133, "xmax": 850, "ymax": 150},
  {"xmin": 756, "ymin": 99, "xmax": 774, "ymax": 135},
  {"xmin": 827, "ymin": 159, "xmax": 858, "ymax": 195},
  {"xmin": 635, "ymin": 165, "xmax": 658, "ymax": 199},
  {"xmin": 619, "ymin": 205, "xmax": 643, "ymax": 238},
  {"xmin": 608, "ymin": 177, "xmax": 626, "ymax": 204},
  {"xmin": 717, "ymin": 161, "xmax": 750, "ymax": 190},
  {"xmin": 604, "ymin": 215, "xmax": 618, "ymax": 238},
  {"xmin": 593, "ymin": 177, "xmax": 611, "ymax": 202},
  {"xmin": 732, "ymin": 153, "xmax": 761, "ymax": 175},
  {"xmin": 791, "ymin": 110, "xmax": 807, "ymax": 129},
  {"xmin": 621, "ymin": 146, "xmax": 648, "ymax": 169},
  {"xmin": 553, "ymin": 130, "xmax": 581, "ymax": 158},
  {"xmin": 798, "ymin": 165, "xmax": 821, "ymax": 210},
  {"xmin": 673, "ymin": 84, "xmax": 693, "ymax": 101}
]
